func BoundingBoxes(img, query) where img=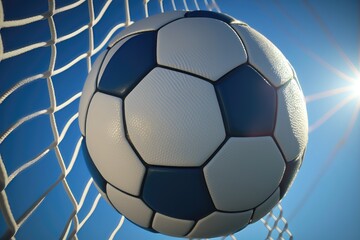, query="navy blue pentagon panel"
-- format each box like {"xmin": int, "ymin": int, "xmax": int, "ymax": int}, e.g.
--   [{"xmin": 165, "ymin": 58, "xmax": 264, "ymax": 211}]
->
[
  {"xmin": 215, "ymin": 64, "xmax": 276, "ymax": 137},
  {"xmin": 185, "ymin": 10, "xmax": 236, "ymax": 24},
  {"xmin": 279, "ymin": 156, "xmax": 302, "ymax": 199},
  {"xmin": 142, "ymin": 167, "xmax": 215, "ymax": 220},
  {"xmin": 82, "ymin": 140, "xmax": 107, "ymax": 193},
  {"xmin": 98, "ymin": 31, "xmax": 157, "ymax": 98}
]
